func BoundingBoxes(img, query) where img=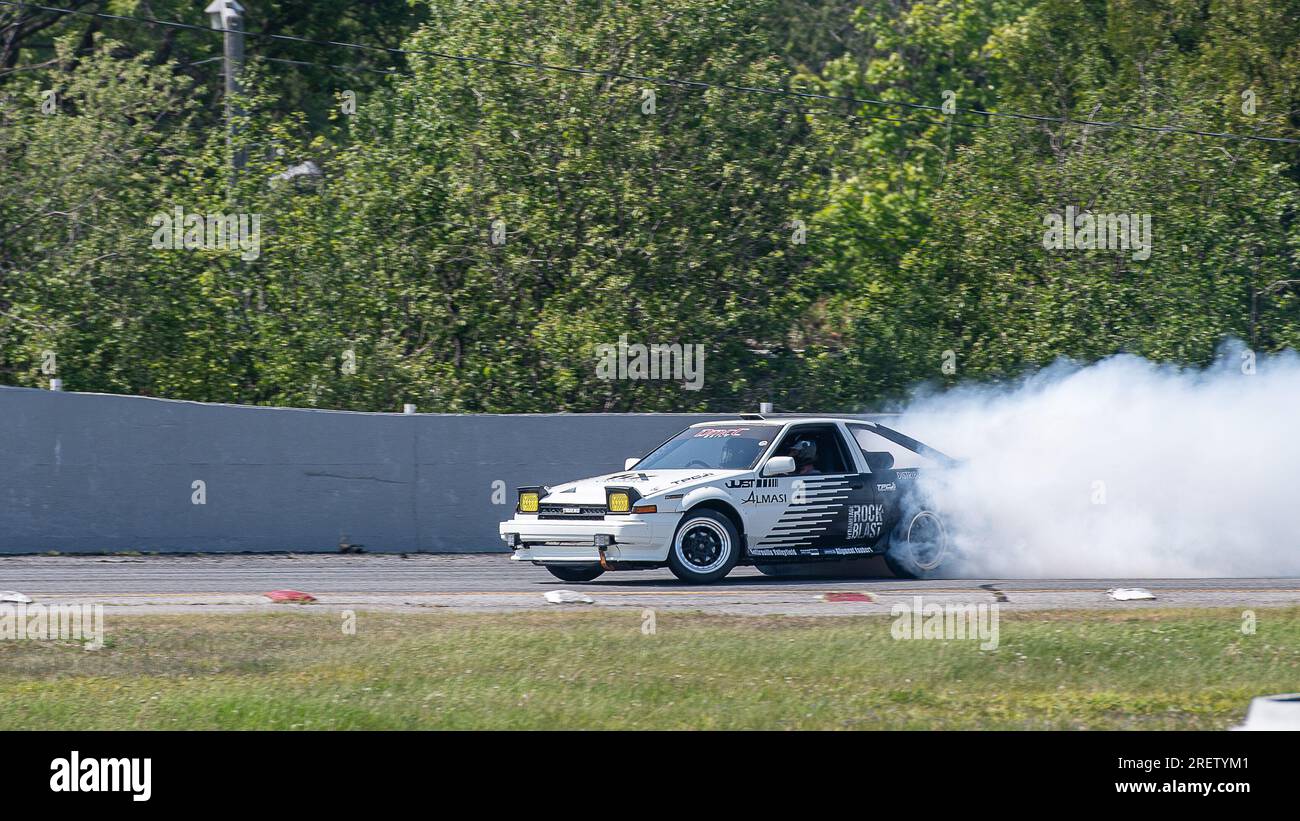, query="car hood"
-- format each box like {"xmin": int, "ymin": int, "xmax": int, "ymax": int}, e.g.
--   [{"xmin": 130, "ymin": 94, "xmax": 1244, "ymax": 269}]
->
[{"xmin": 541, "ymin": 469, "xmax": 746, "ymax": 504}]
